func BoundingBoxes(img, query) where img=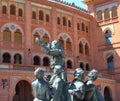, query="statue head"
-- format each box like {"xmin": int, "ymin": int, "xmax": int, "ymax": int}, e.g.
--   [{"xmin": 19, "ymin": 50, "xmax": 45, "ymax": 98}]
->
[
  {"xmin": 51, "ymin": 40, "xmax": 61, "ymax": 49},
  {"xmin": 34, "ymin": 68, "xmax": 44, "ymax": 80},
  {"xmin": 88, "ymin": 69, "xmax": 98, "ymax": 81},
  {"xmin": 53, "ymin": 65, "xmax": 63, "ymax": 75},
  {"xmin": 74, "ymin": 68, "xmax": 85, "ymax": 81}
]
